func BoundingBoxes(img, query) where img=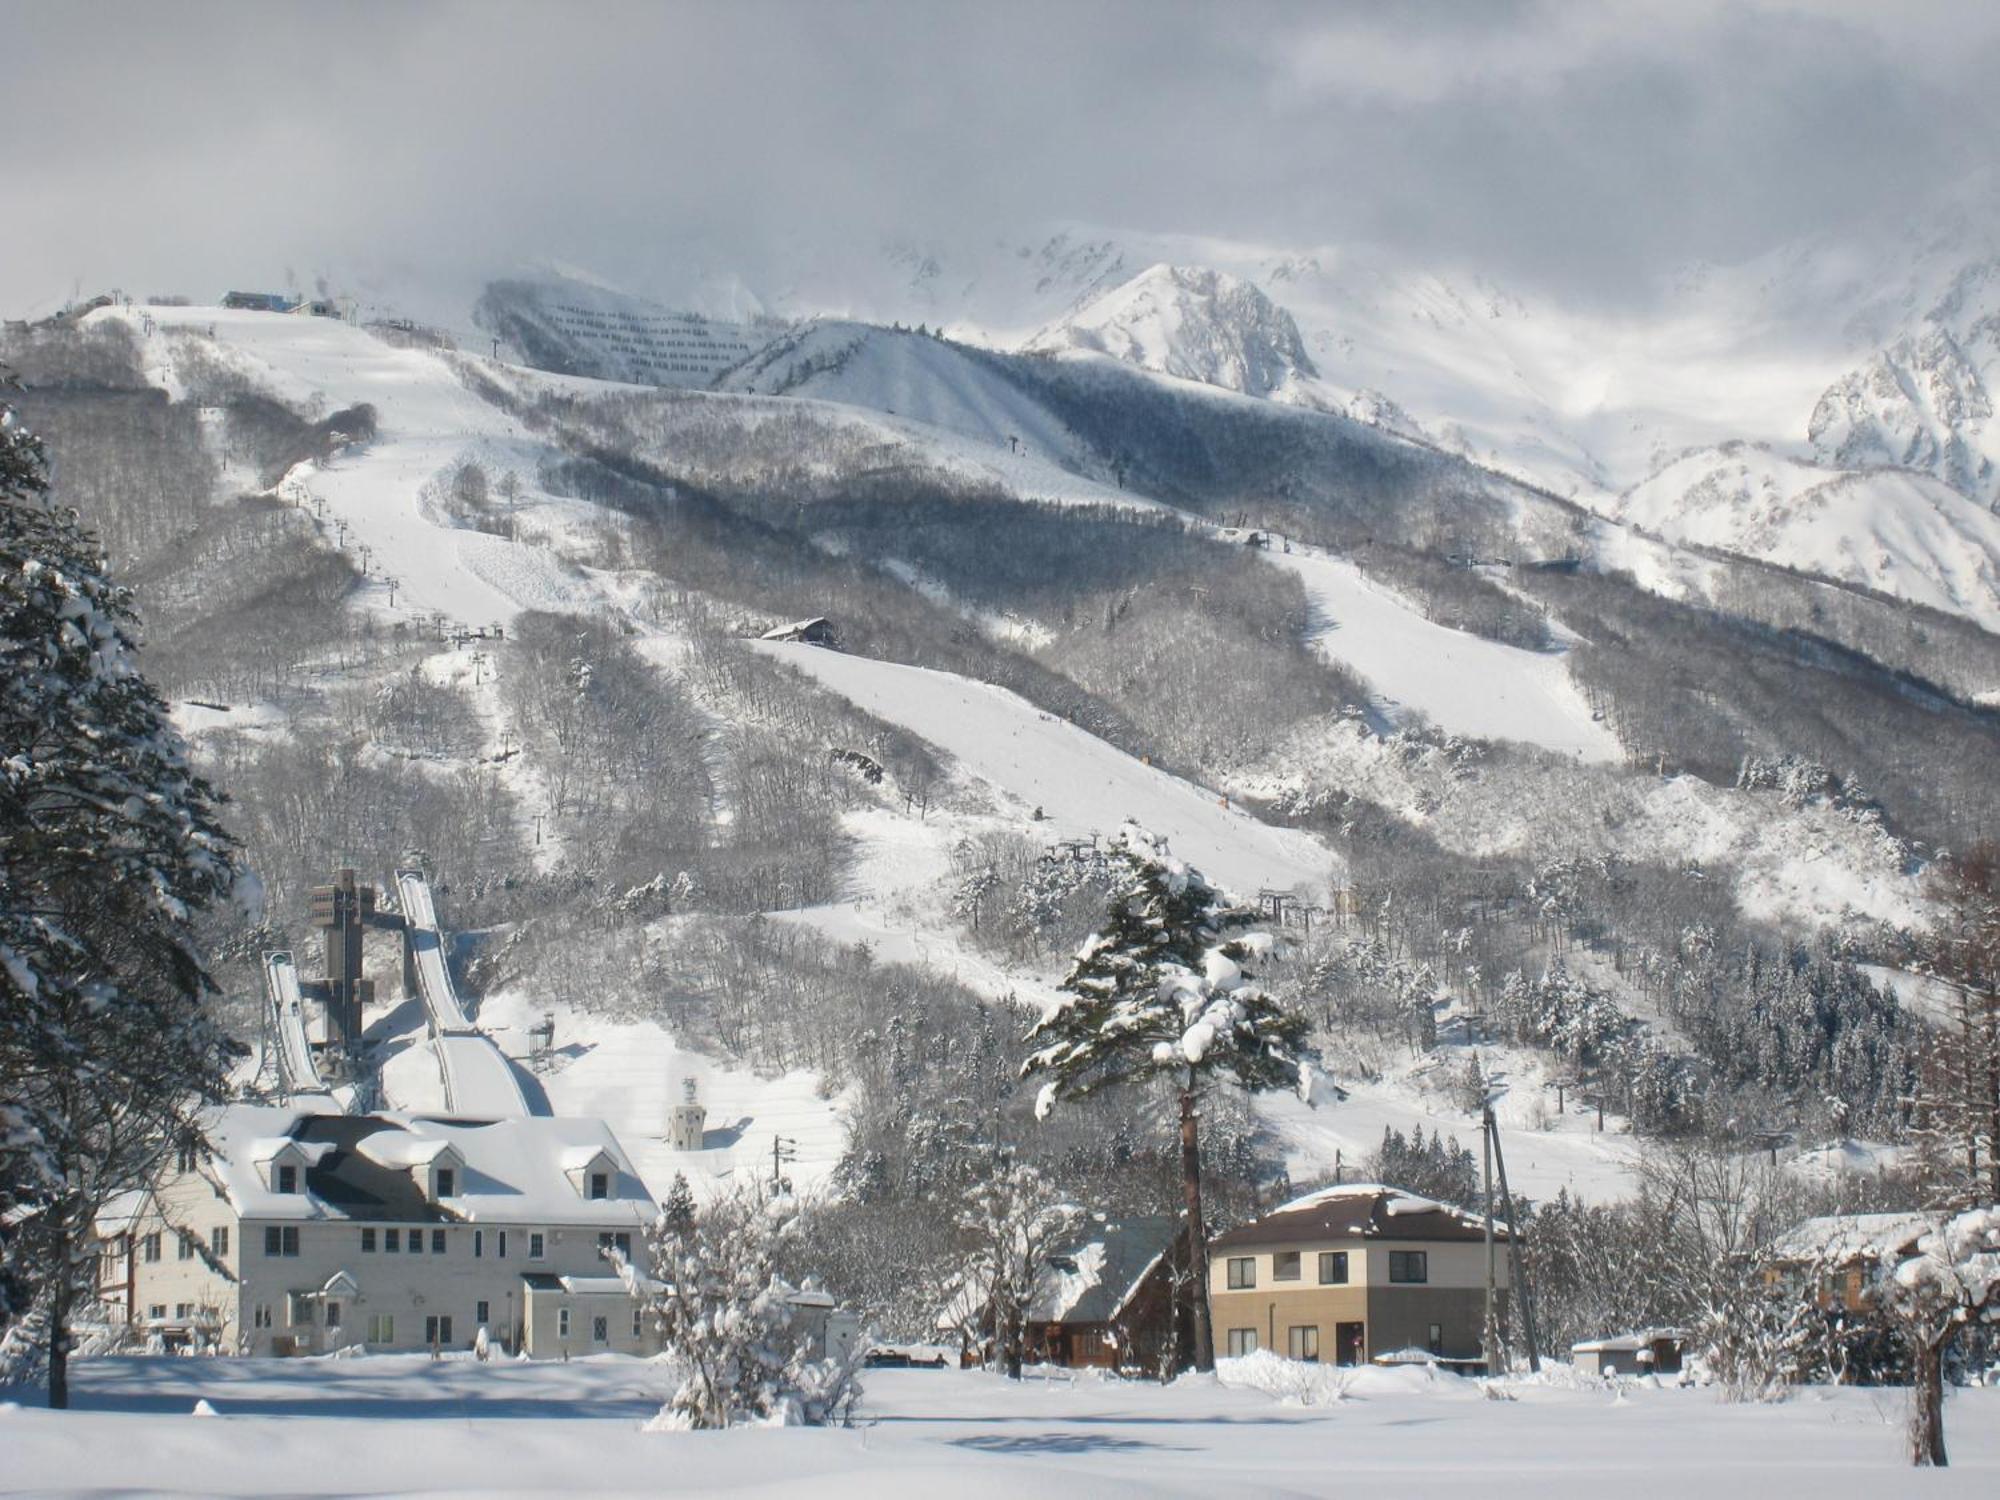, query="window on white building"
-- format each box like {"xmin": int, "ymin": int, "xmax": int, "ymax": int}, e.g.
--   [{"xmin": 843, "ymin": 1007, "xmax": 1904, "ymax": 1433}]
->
[
  {"xmin": 529, "ymin": 1232, "xmax": 546, "ymax": 1260},
  {"xmin": 1226, "ymin": 1328, "xmax": 1258, "ymax": 1357},
  {"xmin": 276, "ymin": 1164, "xmax": 298, "ymax": 1194},
  {"xmin": 592, "ymin": 1316, "xmax": 608, "ymax": 1344},
  {"xmin": 589, "ymin": 1172, "xmax": 609, "ymax": 1200},
  {"xmin": 211, "ymin": 1226, "xmax": 229, "ymax": 1258},
  {"xmin": 1318, "ymin": 1251, "xmax": 1349, "ymax": 1284},
  {"xmin": 1288, "ymin": 1325, "xmax": 1320, "ymax": 1362},
  {"xmin": 558, "ymin": 1307, "xmax": 571, "ymax": 1339},
  {"xmin": 431, "ymin": 1229, "xmax": 446, "ymax": 1254},
  {"xmin": 1226, "ymin": 1257, "xmax": 1255, "ymax": 1289},
  {"xmin": 1388, "ymin": 1251, "xmax": 1428, "ymax": 1284},
  {"xmin": 177, "ymin": 1230, "xmax": 195, "ymax": 1261},
  {"xmin": 368, "ymin": 1313, "xmax": 393, "ymax": 1343},
  {"xmin": 1273, "ymin": 1250, "xmax": 1301, "ymax": 1281},
  {"xmin": 142, "ymin": 1232, "xmax": 161, "ymax": 1264}
]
